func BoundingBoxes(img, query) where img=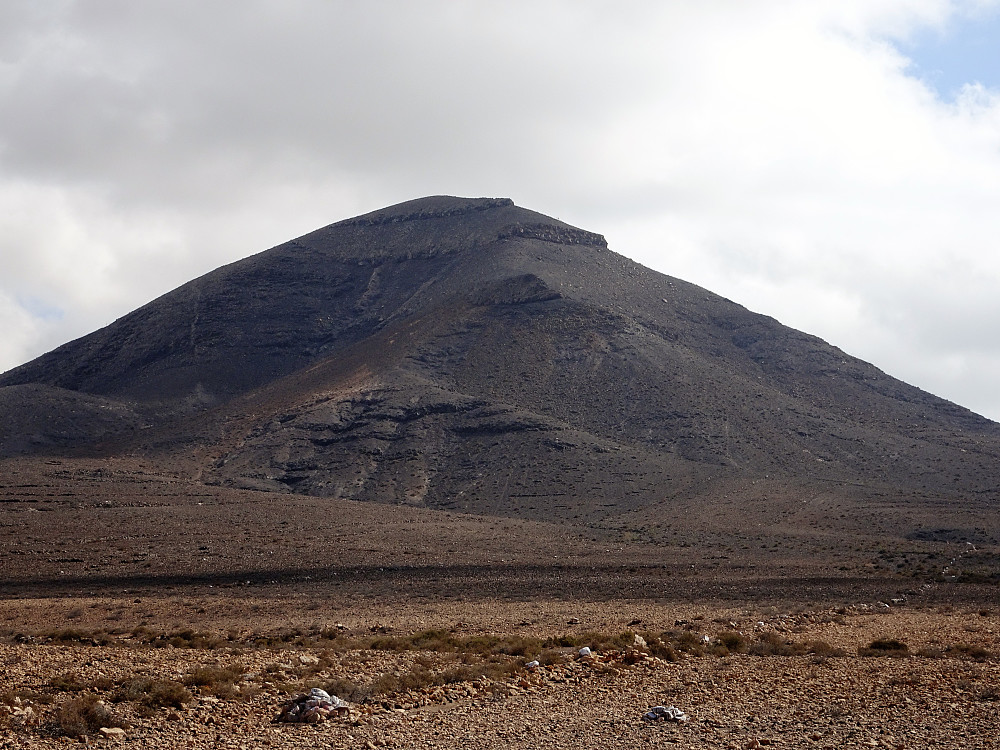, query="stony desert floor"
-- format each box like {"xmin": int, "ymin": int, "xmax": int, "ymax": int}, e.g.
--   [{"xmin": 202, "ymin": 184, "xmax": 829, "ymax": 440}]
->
[
  {"xmin": 3, "ymin": 592, "xmax": 1000, "ymax": 749},
  {"xmin": 2, "ymin": 459, "xmax": 999, "ymax": 747}
]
